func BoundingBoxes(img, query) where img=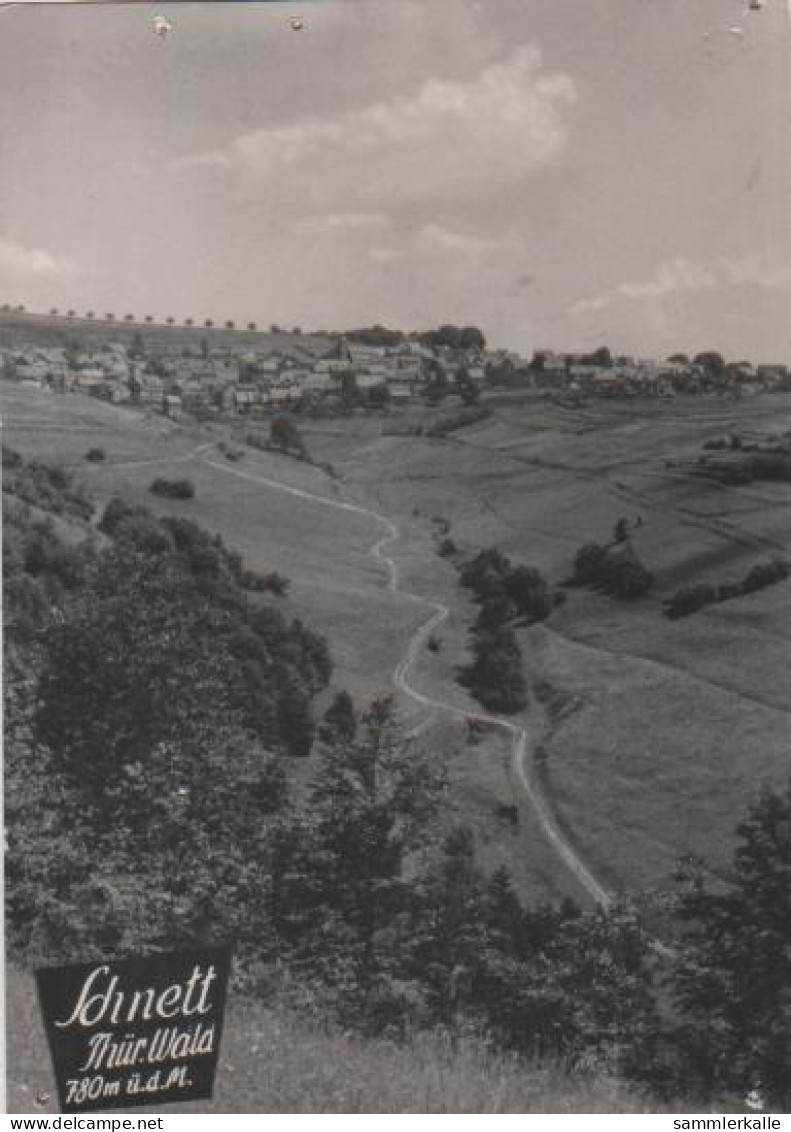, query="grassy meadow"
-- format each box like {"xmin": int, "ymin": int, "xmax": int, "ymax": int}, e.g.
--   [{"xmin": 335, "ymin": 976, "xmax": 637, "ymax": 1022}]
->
[
  {"xmin": 5, "ymin": 967, "xmax": 668, "ymax": 1115},
  {"xmin": 3, "ymin": 382, "xmax": 791, "ymax": 902}
]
